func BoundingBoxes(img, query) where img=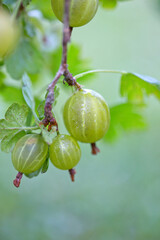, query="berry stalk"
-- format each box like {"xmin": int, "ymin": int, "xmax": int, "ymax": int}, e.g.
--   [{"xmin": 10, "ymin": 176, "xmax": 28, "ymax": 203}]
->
[{"xmin": 13, "ymin": 172, "xmax": 23, "ymax": 188}]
